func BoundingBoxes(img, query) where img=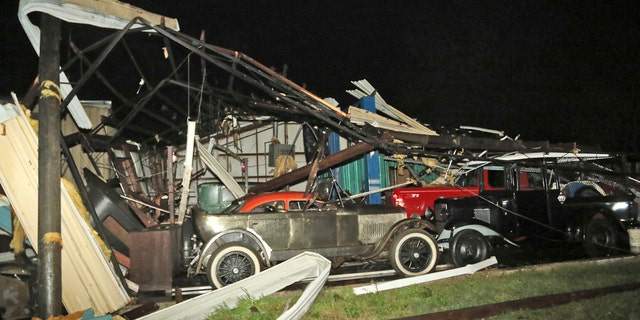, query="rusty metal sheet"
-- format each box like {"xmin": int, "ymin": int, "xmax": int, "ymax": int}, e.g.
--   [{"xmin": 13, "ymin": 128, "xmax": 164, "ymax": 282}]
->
[{"xmin": 129, "ymin": 225, "xmax": 182, "ymax": 292}]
